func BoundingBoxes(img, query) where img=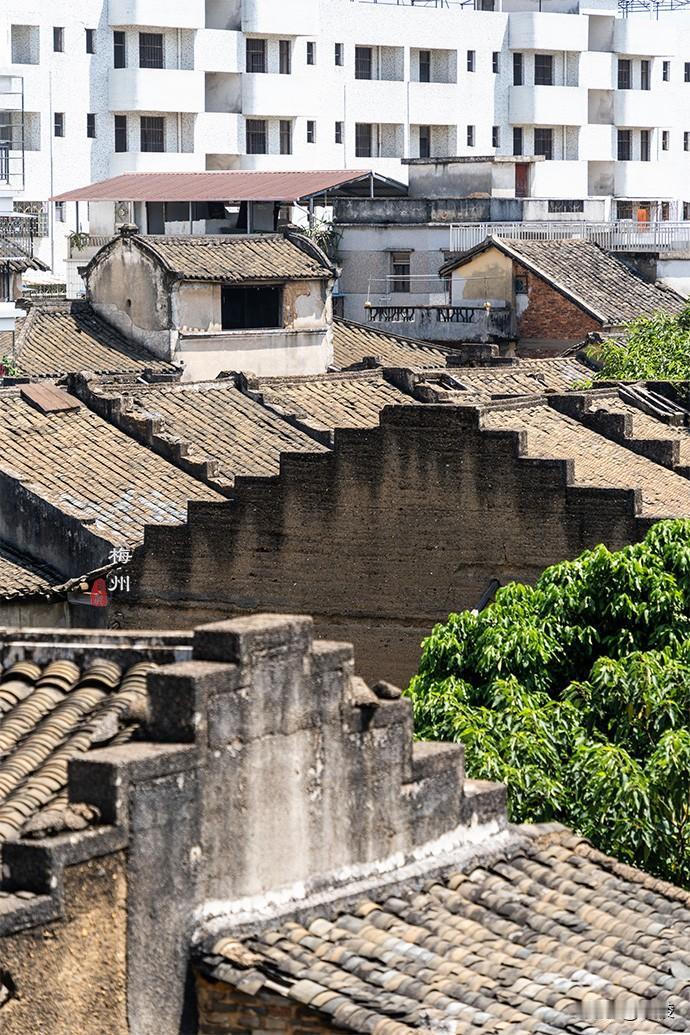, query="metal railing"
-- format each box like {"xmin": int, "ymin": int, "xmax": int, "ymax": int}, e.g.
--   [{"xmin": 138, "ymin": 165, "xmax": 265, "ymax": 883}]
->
[
  {"xmin": 0, "ymin": 213, "xmax": 36, "ymax": 259},
  {"xmin": 449, "ymin": 221, "xmax": 690, "ymax": 254}
]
